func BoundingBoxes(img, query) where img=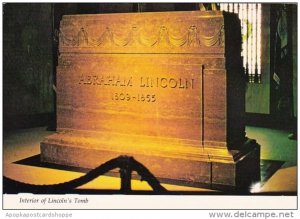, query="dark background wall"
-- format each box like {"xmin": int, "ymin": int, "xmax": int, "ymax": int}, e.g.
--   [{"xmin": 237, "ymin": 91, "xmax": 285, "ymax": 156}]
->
[
  {"xmin": 3, "ymin": 4, "xmax": 54, "ymax": 131},
  {"xmin": 2, "ymin": 3, "xmax": 297, "ymax": 132}
]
